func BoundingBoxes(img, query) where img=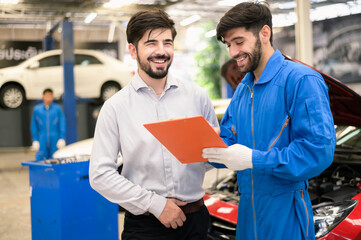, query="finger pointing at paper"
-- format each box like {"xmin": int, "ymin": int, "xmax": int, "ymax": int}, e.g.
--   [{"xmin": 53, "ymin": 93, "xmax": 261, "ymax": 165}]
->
[{"xmin": 202, "ymin": 144, "xmax": 253, "ymax": 171}]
